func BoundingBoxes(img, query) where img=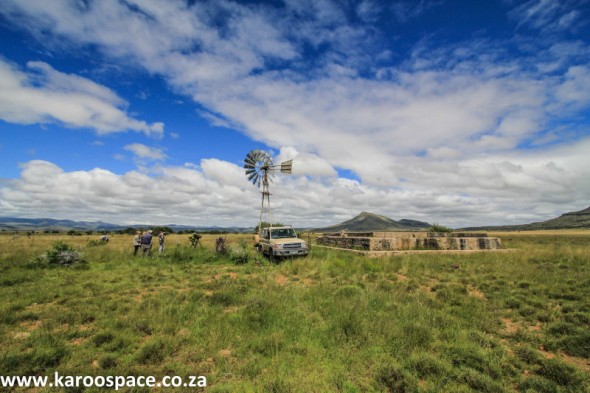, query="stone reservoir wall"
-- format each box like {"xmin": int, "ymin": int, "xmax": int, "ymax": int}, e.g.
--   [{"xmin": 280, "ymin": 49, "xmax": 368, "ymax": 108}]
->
[{"xmin": 316, "ymin": 231, "xmax": 502, "ymax": 251}]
